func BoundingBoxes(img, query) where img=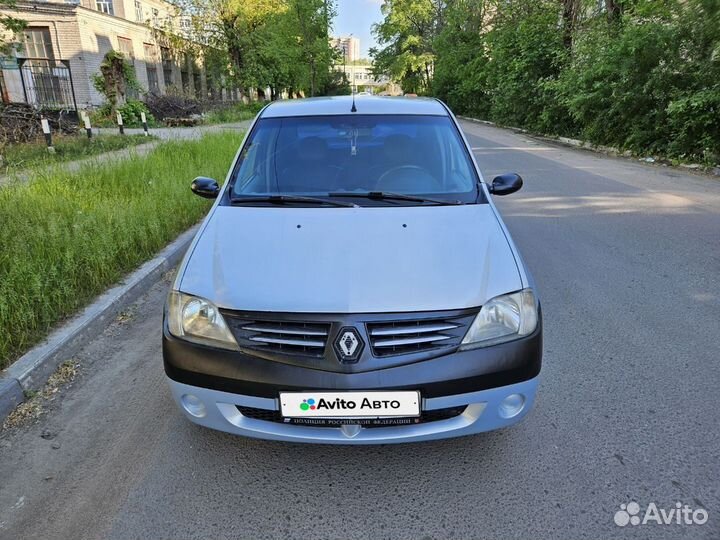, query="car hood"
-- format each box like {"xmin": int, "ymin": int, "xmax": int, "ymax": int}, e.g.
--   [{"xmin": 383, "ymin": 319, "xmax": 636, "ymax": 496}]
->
[{"xmin": 179, "ymin": 204, "xmax": 521, "ymax": 313}]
